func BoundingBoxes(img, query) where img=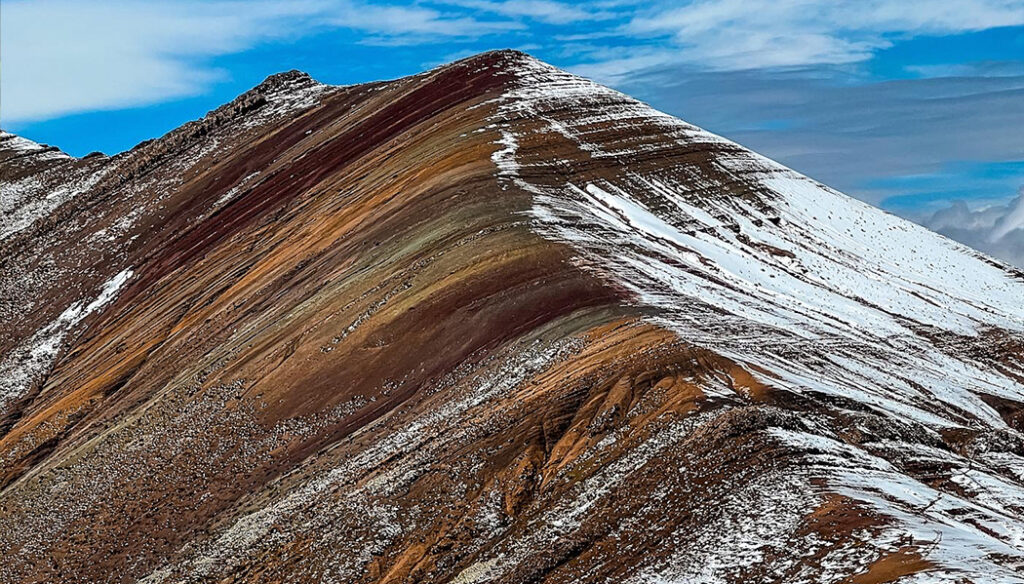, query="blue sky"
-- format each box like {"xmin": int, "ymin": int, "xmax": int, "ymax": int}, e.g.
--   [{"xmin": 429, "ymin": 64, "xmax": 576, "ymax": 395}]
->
[{"xmin": 3, "ymin": 0, "xmax": 1023, "ymax": 248}]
